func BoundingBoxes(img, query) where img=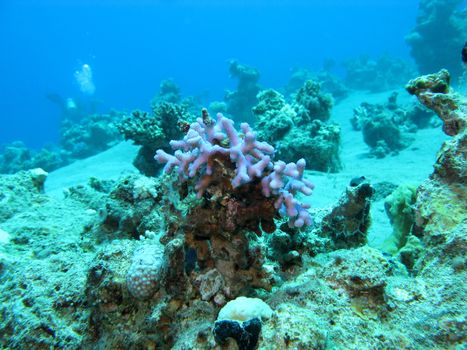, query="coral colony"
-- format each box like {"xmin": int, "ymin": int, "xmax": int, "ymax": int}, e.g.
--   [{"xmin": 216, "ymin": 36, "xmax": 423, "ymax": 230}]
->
[{"xmin": 155, "ymin": 110, "xmax": 314, "ymax": 228}]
